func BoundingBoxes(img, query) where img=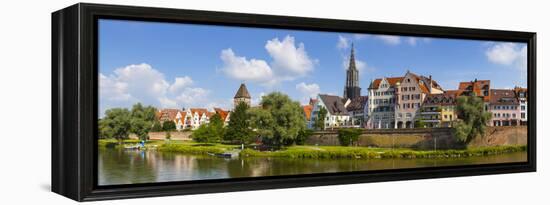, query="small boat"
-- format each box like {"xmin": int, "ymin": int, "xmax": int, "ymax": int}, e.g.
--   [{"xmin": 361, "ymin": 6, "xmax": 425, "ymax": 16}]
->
[{"xmin": 208, "ymin": 150, "xmax": 240, "ymax": 158}]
